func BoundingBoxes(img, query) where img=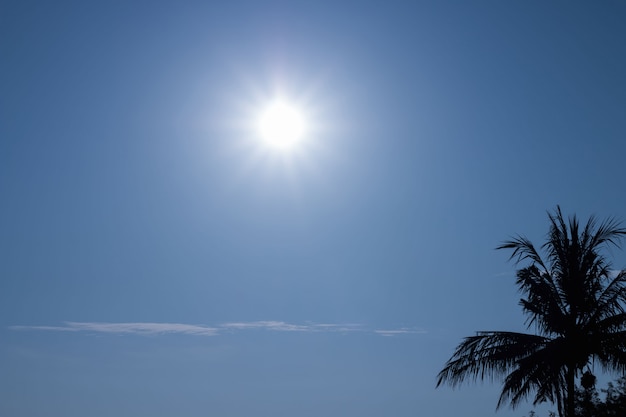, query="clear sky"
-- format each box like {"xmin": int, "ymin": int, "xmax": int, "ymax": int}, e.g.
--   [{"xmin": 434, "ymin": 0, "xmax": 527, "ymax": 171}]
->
[{"xmin": 2, "ymin": 1, "xmax": 626, "ymax": 416}]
